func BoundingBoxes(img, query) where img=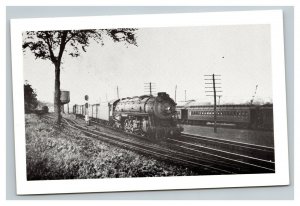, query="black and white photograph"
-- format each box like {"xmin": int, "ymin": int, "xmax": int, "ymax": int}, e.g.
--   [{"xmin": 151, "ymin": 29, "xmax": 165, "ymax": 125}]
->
[{"xmin": 11, "ymin": 11, "xmax": 289, "ymax": 194}]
